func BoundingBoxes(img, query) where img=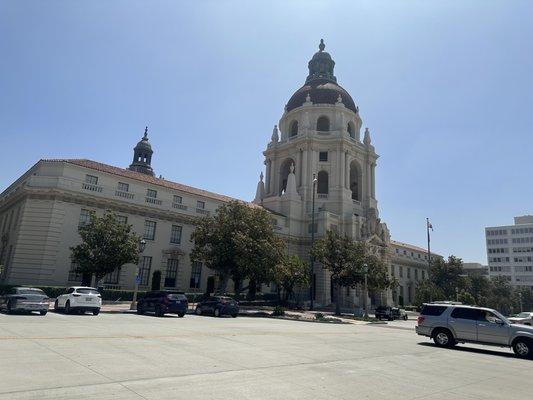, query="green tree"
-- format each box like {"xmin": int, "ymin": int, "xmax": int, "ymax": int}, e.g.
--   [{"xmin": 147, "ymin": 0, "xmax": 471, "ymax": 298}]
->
[
  {"xmin": 190, "ymin": 201, "xmax": 285, "ymax": 296},
  {"xmin": 430, "ymin": 255, "xmax": 464, "ymax": 299},
  {"xmin": 270, "ymin": 255, "xmax": 309, "ymax": 304},
  {"xmin": 464, "ymin": 273, "xmax": 492, "ymax": 305},
  {"xmin": 312, "ymin": 230, "xmax": 395, "ymax": 315},
  {"xmin": 151, "ymin": 270, "xmax": 162, "ymax": 291},
  {"xmin": 486, "ymin": 276, "xmax": 513, "ymax": 314},
  {"xmin": 70, "ymin": 211, "xmax": 141, "ymax": 285},
  {"xmin": 414, "ymin": 280, "xmax": 445, "ymax": 306}
]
